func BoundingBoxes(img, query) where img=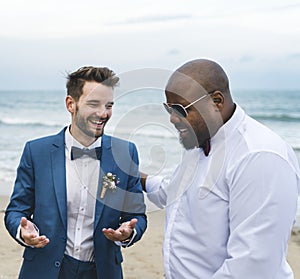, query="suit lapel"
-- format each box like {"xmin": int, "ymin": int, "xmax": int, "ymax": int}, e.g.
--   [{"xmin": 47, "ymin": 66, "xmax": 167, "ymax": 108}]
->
[
  {"xmin": 51, "ymin": 128, "xmax": 67, "ymax": 231},
  {"xmin": 94, "ymin": 134, "xmax": 116, "ymax": 229}
]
